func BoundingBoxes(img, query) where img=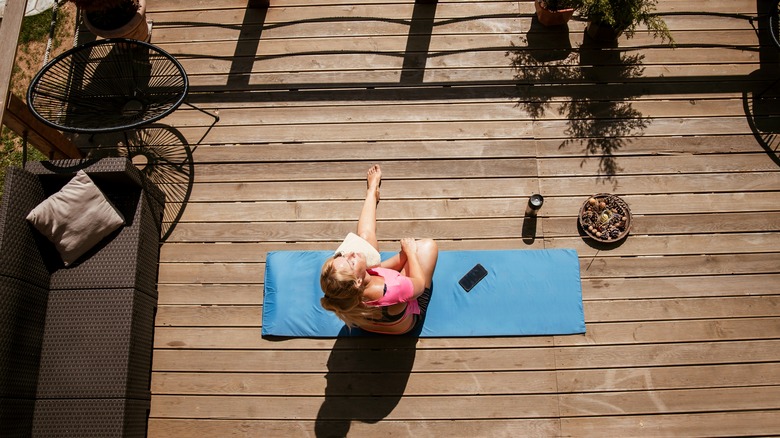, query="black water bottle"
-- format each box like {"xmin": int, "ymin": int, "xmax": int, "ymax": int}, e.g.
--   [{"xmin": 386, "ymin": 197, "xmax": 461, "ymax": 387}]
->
[{"xmin": 525, "ymin": 194, "xmax": 544, "ymax": 216}]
